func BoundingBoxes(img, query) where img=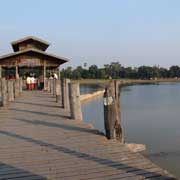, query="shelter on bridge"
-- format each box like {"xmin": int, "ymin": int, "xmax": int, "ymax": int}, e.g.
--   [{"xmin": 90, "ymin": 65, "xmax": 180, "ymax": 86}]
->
[{"xmin": 0, "ymin": 36, "xmax": 69, "ymax": 83}]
